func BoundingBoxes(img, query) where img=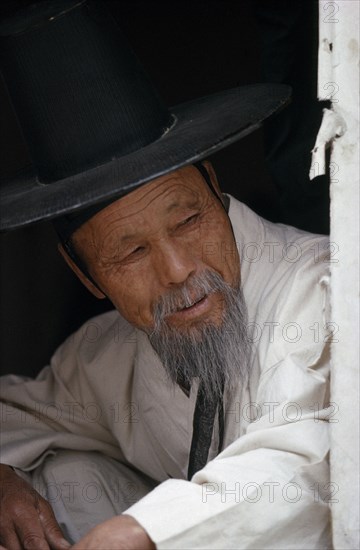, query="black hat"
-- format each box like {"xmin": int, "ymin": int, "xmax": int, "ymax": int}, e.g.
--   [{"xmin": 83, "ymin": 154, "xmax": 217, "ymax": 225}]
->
[{"xmin": 0, "ymin": 0, "xmax": 291, "ymax": 232}]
